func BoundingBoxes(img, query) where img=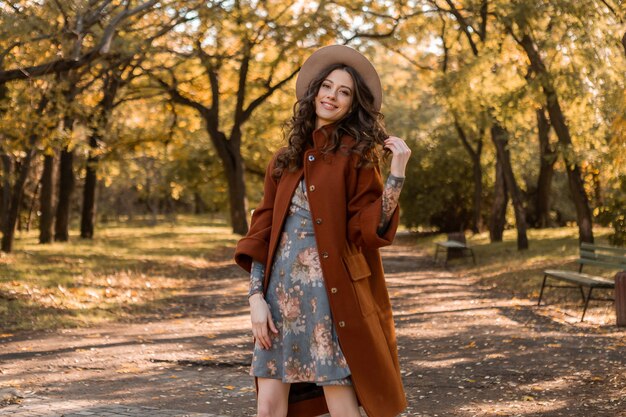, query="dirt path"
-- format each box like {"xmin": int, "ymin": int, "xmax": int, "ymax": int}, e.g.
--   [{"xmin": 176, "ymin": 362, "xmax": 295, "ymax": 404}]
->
[{"xmin": 1, "ymin": 240, "xmax": 625, "ymax": 416}]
